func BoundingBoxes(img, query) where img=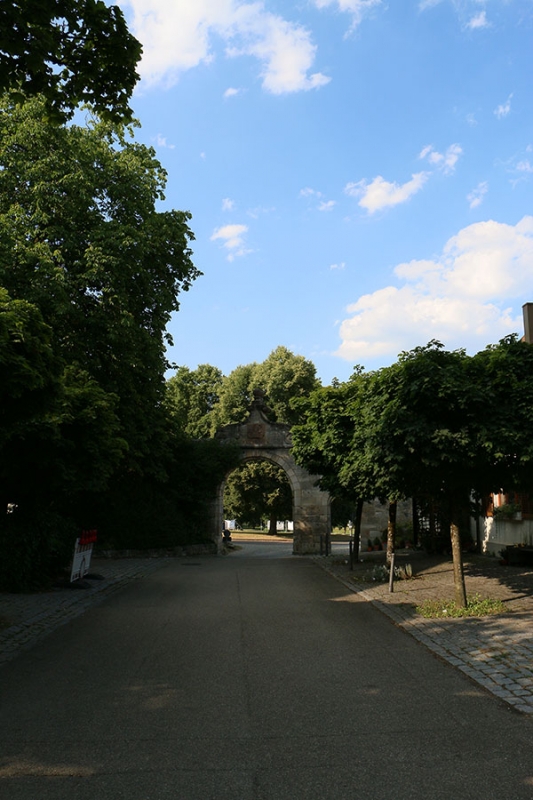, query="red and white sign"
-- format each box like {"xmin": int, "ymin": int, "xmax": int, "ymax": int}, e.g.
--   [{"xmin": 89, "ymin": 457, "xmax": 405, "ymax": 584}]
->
[{"xmin": 70, "ymin": 529, "xmax": 98, "ymax": 582}]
